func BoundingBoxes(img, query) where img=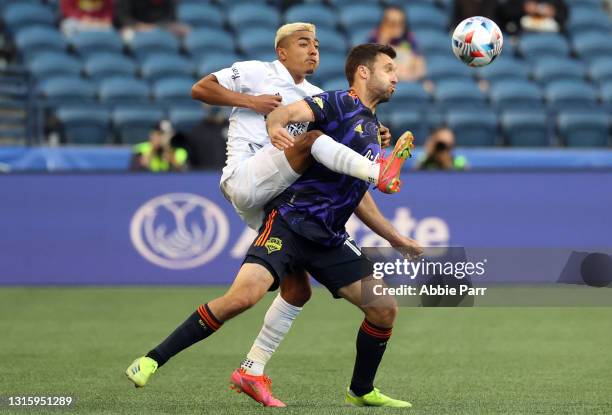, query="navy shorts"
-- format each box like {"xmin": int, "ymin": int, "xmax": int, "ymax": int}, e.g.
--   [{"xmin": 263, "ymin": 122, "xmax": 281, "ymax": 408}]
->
[{"xmin": 243, "ymin": 209, "xmax": 373, "ymax": 298}]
